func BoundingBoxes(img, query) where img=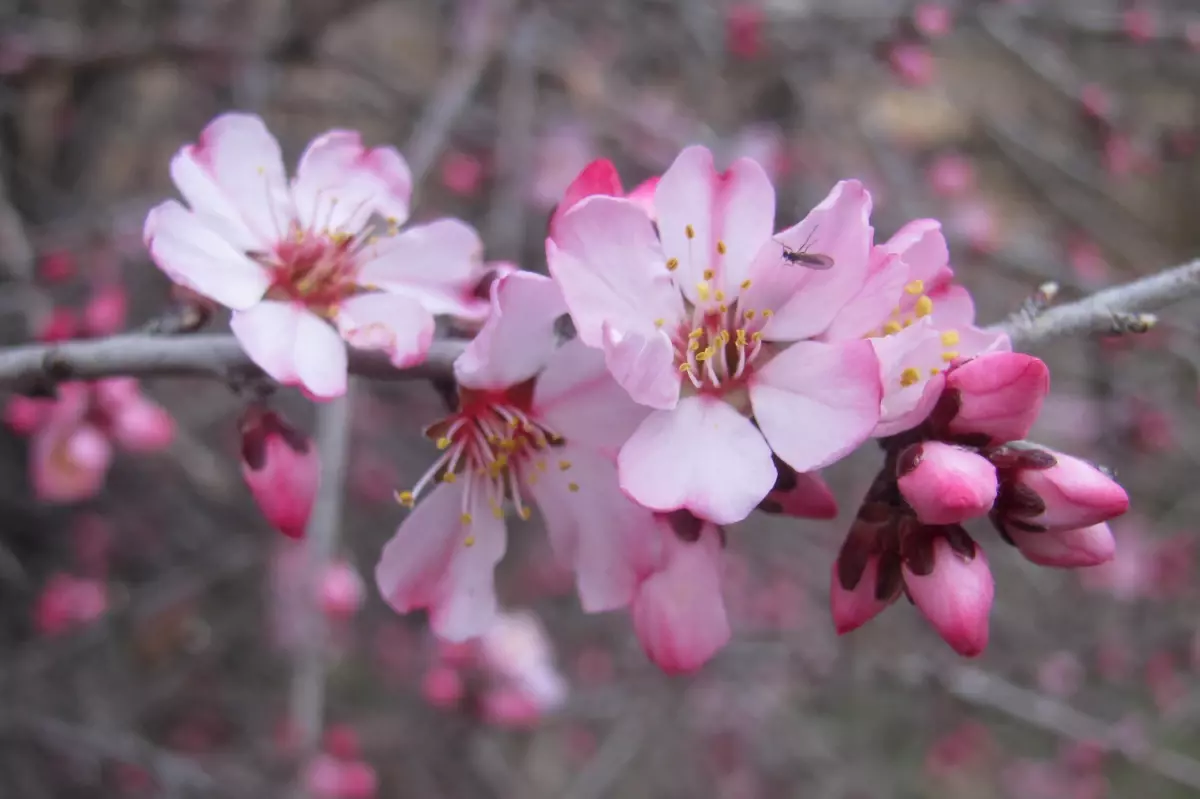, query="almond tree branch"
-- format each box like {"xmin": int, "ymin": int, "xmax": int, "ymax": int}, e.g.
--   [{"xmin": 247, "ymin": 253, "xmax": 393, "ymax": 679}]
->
[
  {"xmin": 997, "ymin": 258, "xmax": 1200, "ymax": 350},
  {"xmin": 0, "ymin": 334, "xmax": 464, "ymax": 390}
]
